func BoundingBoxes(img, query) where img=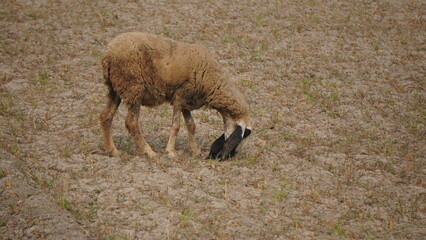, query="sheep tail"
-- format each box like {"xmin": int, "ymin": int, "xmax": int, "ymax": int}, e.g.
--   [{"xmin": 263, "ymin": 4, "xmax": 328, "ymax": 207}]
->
[{"xmin": 102, "ymin": 56, "xmax": 117, "ymax": 100}]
